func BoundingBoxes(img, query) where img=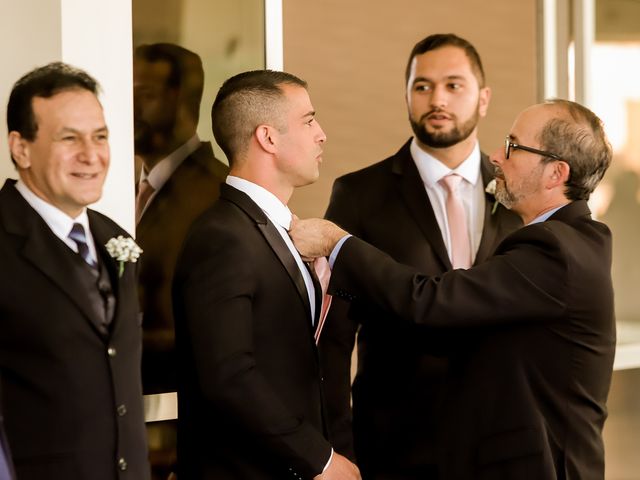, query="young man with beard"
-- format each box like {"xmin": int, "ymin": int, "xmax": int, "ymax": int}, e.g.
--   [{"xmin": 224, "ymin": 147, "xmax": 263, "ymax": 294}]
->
[
  {"xmin": 291, "ymin": 99, "xmax": 615, "ymax": 480},
  {"xmin": 319, "ymin": 33, "xmax": 521, "ymax": 479}
]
